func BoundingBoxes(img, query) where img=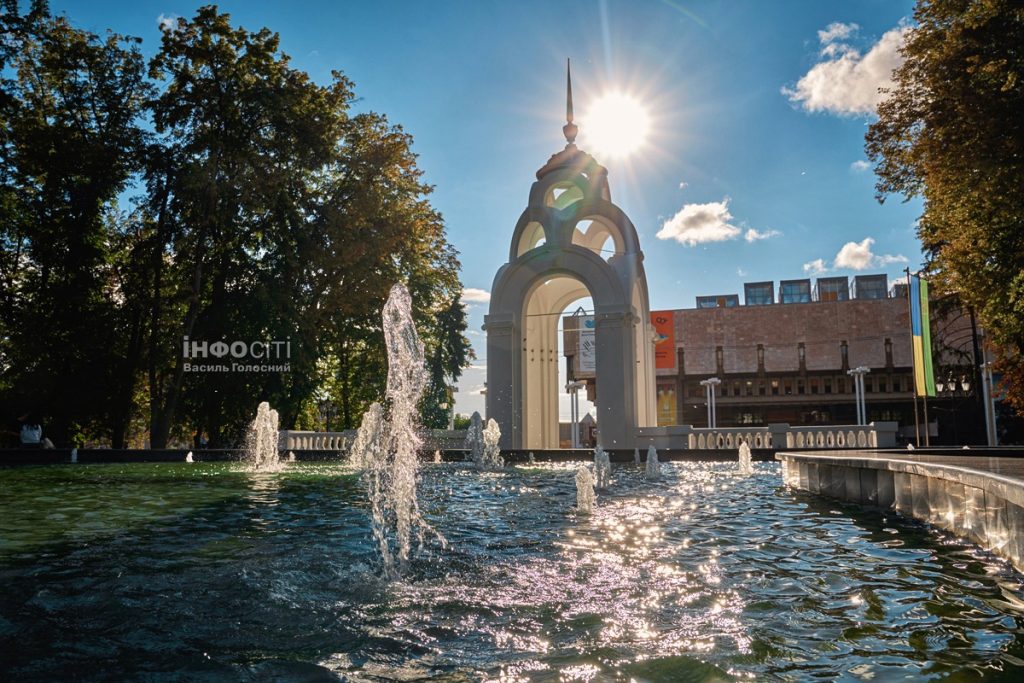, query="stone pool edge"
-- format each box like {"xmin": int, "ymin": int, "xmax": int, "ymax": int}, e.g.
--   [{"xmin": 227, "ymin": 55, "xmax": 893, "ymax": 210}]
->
[{"xmin": 776, "ymin": 450, "xmax": 1024, "ymax": 573}]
